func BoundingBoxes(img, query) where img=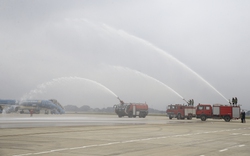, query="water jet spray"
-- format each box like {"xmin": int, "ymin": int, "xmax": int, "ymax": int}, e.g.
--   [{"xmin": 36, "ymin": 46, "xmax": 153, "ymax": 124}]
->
[
  {"xmin": 112, "ymin": 65, "xmax": 185, "ymax": 101},
  {"xmin": 21, "ymin": 76, "xmax": 119, "ymax": 101},
  {"xmin": 100, "ymin": 23, "xmax": 229, "ymax": 103}
]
